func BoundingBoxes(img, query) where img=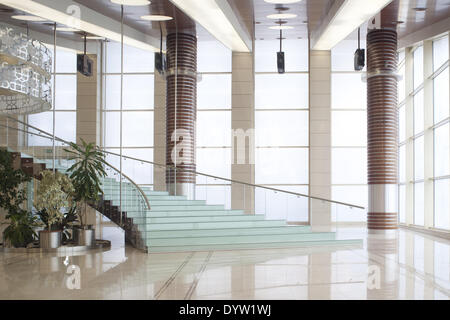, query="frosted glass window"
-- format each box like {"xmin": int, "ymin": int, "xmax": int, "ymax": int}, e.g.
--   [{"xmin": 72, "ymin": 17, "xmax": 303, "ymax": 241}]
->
[
  {"xmin": 104, "ymin": 75, "xmax": 154, "ymax": 110},
  {"xmin": 414, "ymin": 89, "xmax": 424, "ymax": 134},
  {"xmin": 434, "ymin": 123, "xmax": 450, "ymax": 176},
  {"xmin": 434, "ymin": 179, "xmax": 450, "ymax": 230},
  {"xmin": 332, "ymin": 39, "xmax": 367, "ymax": 71},
  {"xmin": 123, "ymin": 112, "xmax": 153, "ymax": 147},
  {"xmin": 197, "ymin": 111, "xmax": 231, "ymax": 147},
  {"xmin": 331, "ymin": 186, "xmax": 368, "ymax": 222},
  {"xmin": 398, "ymin": 63, "xmax": 406, "ymax": 103},
  {"xmin": 399, "ymin": 145, "xmax": 406, "ymax": 183},
  {"xmin": 433, "ymin": 36, "xmax": 449, "ymax": 72},
  {"xmin": 103, "ymin": 112, "xmax": 120, "ymax": 147},
  {"xmin": 414, "ymin": 136, "xmax": 424, "ymax": 180},
  {"xmin": 399, "ymin": 185, "xmax": 406, "ymax": 223},
  {"xmin": 399, "ymin": 105, "xmax": 406, "ymax": 142},
  {"xmin": 256, "ymin": 111, "xmax": 308, "ymax": 147},
  {"xmin": 198, "ymin": 41, "xmax": 231, "ymax": 72},
  {"xmin": 332, "ymin": 111, "xmax": 367, "ymax": 146},
  {"xmin": 255, "ymin": 39, "xmax": 308, "ymax": 72},
  {"xmin": 196, "ymin": 148, "xmax": 231, "ymax": 184},
  {"xmin": 414, "ymin": 182, "xmax": 424, "ymax": 226},
  {"xmin": 28, "ymin": 112, "xmax": 76, "ymax": 145},
  {"xmin": 413, "ymin": 46, "xmax": 424, "ymax": 89},
  {"xmin": 332, "ymin": 148, "xmax": 367, "ymax": 184},
  {"xmin": 255, "ymin": 186, "xmax": 308, "ymax": 222},
  {"xmin": 105, "ymin": 148, "xmax": 153, "ymax": 185},
  {"xmin": 49, "ymin": 48, "xmax": 76, "ymax": 73},
  {"xmin": 255, "ymin": 148, "xmax": 308, "ymax": 184},
  {"xmin": 105, "ymin": 41, "xmax": 154, "ymax": 73},
  {"xmin": 434, "ymin": 68, "xmax": 449, "ymax": 124},
  {"xmin": 255, "ymin": 74, "xmax": 309, "ymax": 109},
  {"xmin": 54, "ymin": 75, "xmax": 76, "ymax": 110},
  {"xmin": 332, "ymin": 74, "xmax": 366, "ymax": 109},
  {"xmin": 195, "ymin": 185, "xmax": 231, "ymax": 209},
  {"xmin": 197, "ymin": 74, "xmax": 231, "ymax": 109}
]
